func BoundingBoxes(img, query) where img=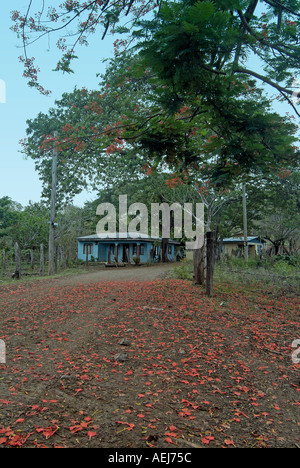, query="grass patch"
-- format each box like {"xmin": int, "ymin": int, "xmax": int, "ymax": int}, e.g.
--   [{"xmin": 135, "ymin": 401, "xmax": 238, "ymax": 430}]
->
[{"xmin": 171, "ymin": 255, "xmax": 300, "ymax": 296}]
